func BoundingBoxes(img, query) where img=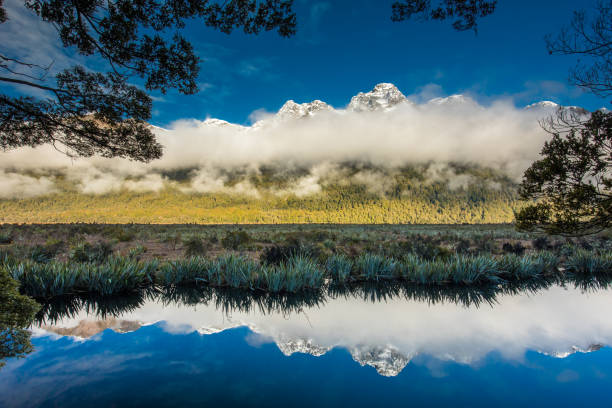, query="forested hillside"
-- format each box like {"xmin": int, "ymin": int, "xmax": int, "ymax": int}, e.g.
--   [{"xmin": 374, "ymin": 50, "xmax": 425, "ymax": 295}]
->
[{"xmin": 0, "ymin": 163, "xmax": 521, "ymax": 224}]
